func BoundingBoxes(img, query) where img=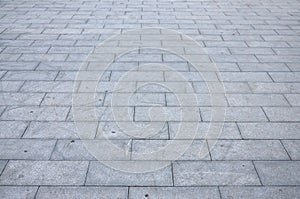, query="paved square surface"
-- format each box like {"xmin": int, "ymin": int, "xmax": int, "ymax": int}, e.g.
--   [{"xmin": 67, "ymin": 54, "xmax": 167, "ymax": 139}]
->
[{"xmin": 0, "ymin": 0, "xmax": 300, "ymax": 198}]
